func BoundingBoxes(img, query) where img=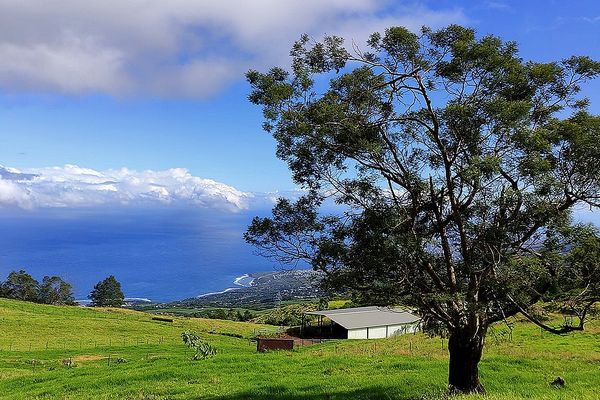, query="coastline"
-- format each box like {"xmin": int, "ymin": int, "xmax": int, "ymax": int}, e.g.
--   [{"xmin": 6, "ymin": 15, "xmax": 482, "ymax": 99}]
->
[
  {"xmin": 233, "ymin": 273, "xmax": 255, "ymax": 287},
  {"xmin": 196, "ymin": 287, "xmax": 239, "ymax": 298},
  {"xmin": 79, "ymin": 274, "xmax": 257, "ymax": 303},
  {"xmin": 196, "ymin": 273, "xmax": 255, "ymax": 298}
]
